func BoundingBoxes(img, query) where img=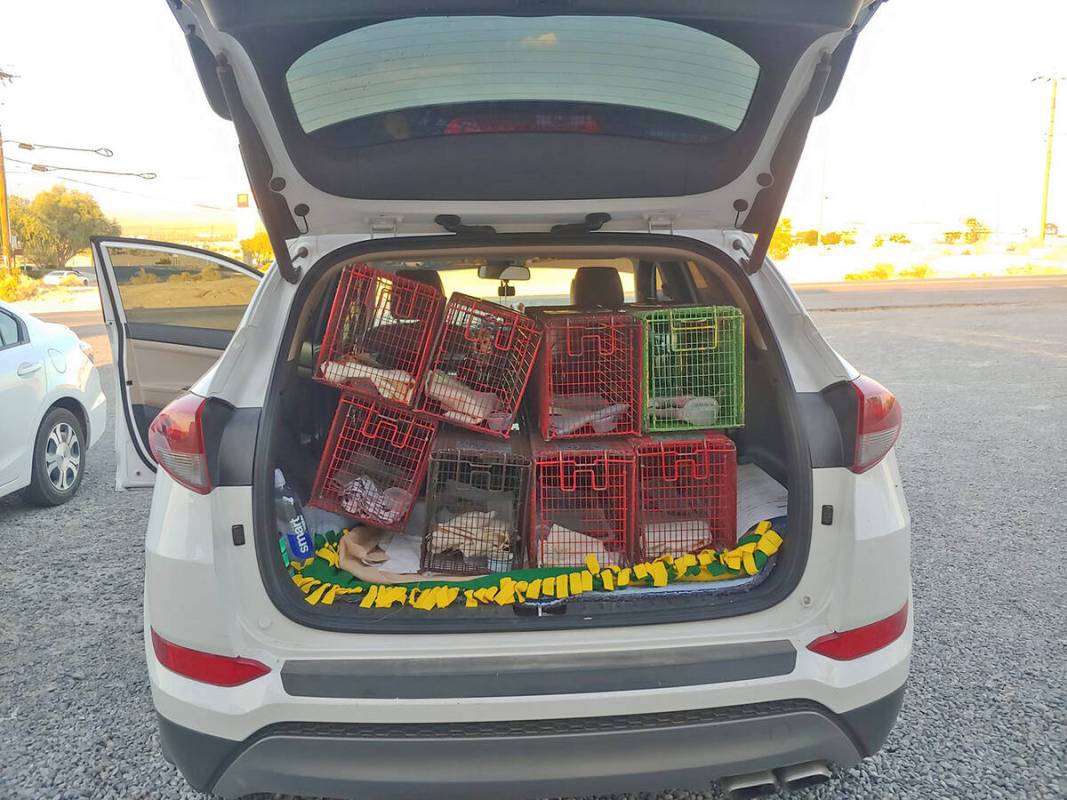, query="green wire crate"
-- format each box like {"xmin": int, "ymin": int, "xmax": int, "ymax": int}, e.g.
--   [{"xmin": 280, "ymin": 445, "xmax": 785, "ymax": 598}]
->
[{"xmin": 633, "ymin": 306, "xmax": 745, "ymax": 431}]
